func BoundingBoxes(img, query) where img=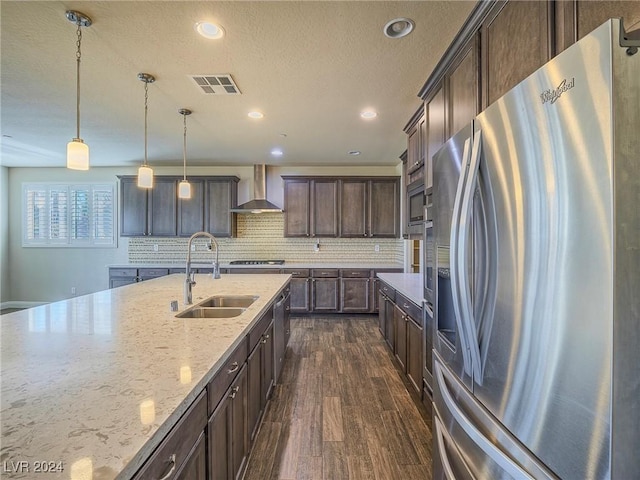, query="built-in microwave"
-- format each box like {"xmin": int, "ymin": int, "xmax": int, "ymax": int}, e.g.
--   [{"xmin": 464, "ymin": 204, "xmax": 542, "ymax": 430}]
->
[{"xmin": 407, "ymin": 180, "xmax": 425, "ymax": 224}]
